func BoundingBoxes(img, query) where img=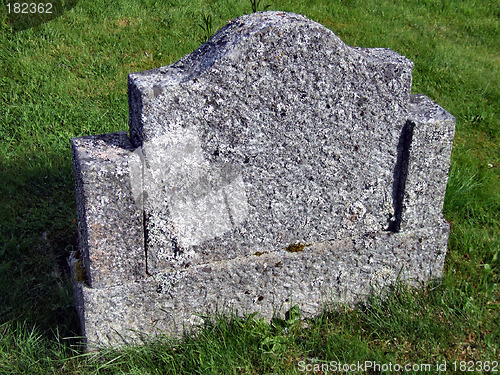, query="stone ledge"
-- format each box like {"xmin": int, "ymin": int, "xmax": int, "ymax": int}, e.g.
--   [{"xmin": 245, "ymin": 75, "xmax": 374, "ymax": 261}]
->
[
  {"xmin": 71, "ymin": 132, "xmax": 146, "ymax": 288},
  {"xmin": 72, "ymin": 222, "xmax": 448, "ymax": 349}
]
